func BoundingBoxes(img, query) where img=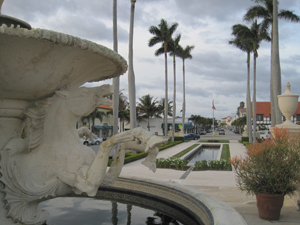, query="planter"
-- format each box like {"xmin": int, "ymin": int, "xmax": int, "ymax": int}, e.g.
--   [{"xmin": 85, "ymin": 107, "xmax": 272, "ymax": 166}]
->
[{"xmin": 255, "ymin": 193, "xmax": 284, "ymax": 220}]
